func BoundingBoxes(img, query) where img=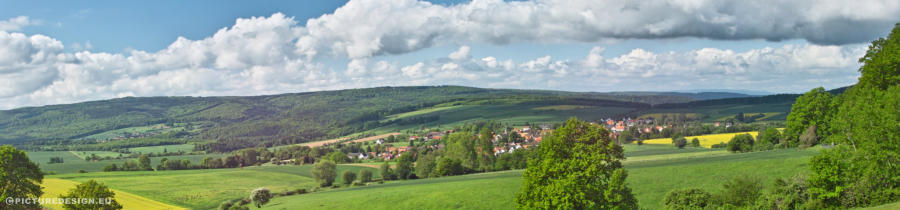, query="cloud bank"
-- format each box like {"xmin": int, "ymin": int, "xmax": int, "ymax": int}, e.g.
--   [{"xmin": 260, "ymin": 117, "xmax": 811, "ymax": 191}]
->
[{"xmin": 2, "ymin": 0, "xmax": 895, "ymax": 109}]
